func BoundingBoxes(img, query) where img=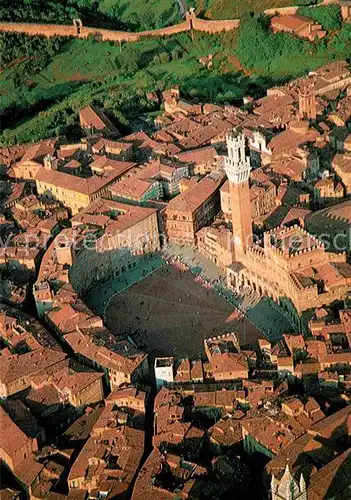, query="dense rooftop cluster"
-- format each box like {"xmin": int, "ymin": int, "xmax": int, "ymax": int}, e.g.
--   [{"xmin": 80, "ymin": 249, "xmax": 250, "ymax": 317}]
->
[{"xmin": 0, "ymin": 58, "xmax": 351, "ymax": 499}]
